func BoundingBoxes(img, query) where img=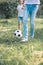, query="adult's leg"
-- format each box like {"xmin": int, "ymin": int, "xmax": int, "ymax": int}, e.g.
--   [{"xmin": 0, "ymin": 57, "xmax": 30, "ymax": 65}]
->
[
  {"xmin": 23, "ymin": 5, "xmax": 29, "ymax": 39},
  {"xmin": 30, "ymin": 5, "xmax": 39, "ymax": 39}
]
